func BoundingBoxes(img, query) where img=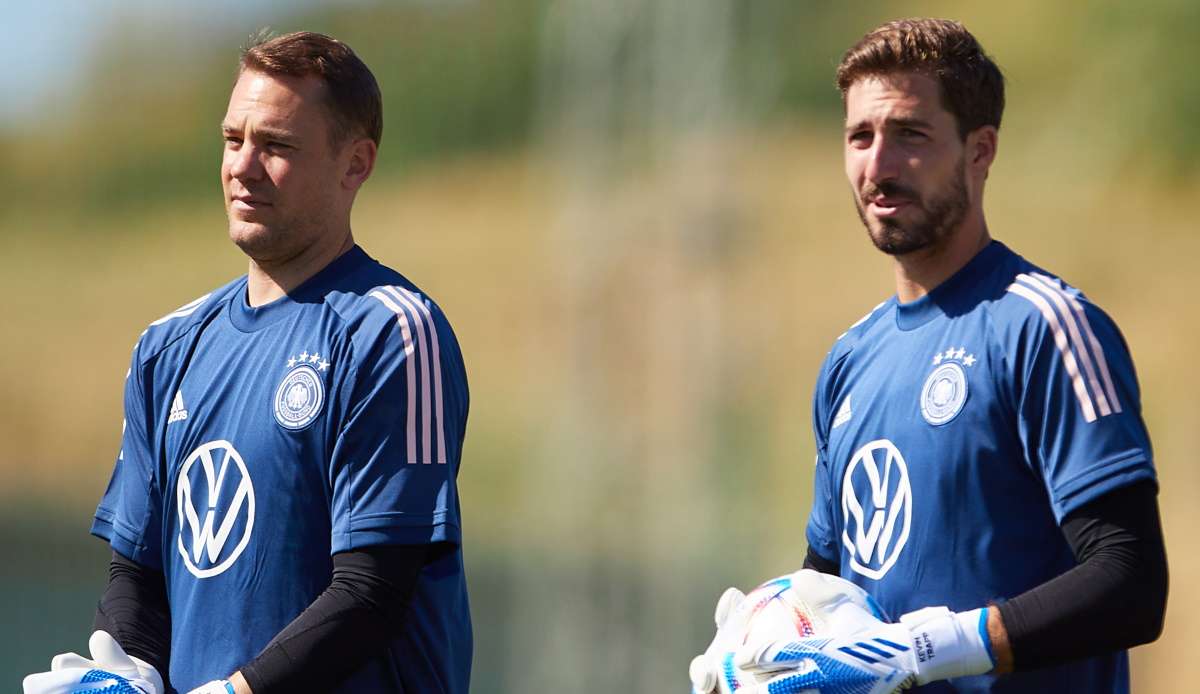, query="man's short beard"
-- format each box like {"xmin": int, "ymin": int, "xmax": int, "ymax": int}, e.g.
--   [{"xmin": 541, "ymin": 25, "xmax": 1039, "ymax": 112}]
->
[{"xmin": 855, "ymin": 159, "xmax": 969, "ymax": 256}]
